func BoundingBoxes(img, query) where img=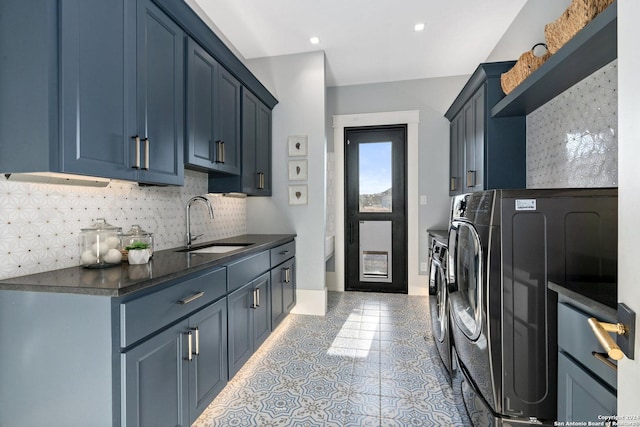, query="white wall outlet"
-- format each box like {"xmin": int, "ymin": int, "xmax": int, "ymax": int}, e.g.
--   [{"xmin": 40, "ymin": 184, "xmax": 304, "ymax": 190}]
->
[
  {"xmin": 420, "ymin": 262, "xmax": 429, "ymax": 272},
  {"xmin": 420, "ymin": 195, "xmax": 427, "ymax": 205}
]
